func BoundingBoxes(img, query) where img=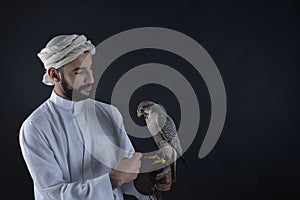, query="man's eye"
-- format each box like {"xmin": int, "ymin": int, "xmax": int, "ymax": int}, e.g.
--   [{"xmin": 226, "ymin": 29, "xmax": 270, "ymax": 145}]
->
[{"xmin": 75, "ymin": 70, "xmax": 84, "ymax": 74}]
